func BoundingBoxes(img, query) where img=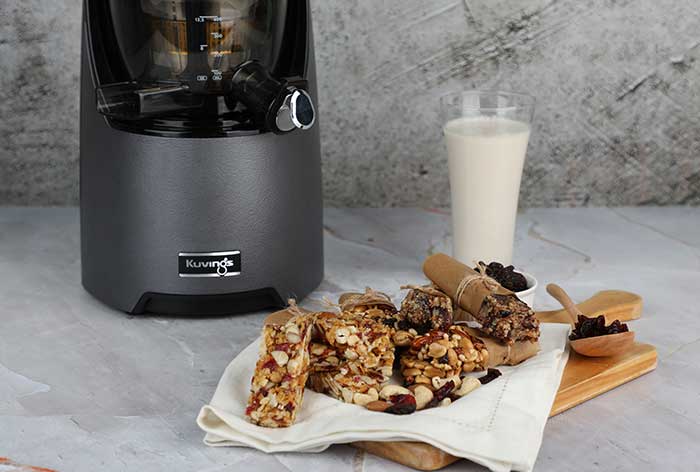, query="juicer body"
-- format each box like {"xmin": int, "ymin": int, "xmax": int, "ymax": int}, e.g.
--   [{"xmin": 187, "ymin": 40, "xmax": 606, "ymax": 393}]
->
[{"xmin": 80, "ymin": 1, "xmax": 323, "ymax": 315}]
